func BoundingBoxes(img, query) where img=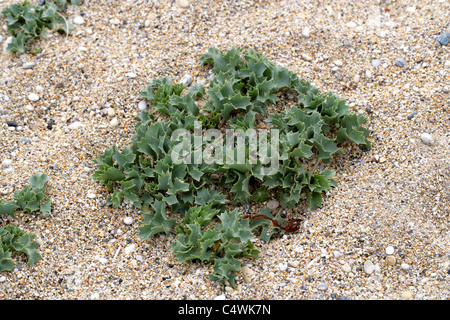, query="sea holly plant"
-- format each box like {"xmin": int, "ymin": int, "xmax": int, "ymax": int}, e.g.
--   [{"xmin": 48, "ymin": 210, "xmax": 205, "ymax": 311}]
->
[
  {"xmin": 0, "ymin": 173, "xmax": 52, "ymax": 216},
  {"xmin": 0, "ymin": 0, "xmax": 80, "ymax": 54},
  {"xmin": 93, "ymin": 47, "xmax": 371, "ymax": 287},
  {"xmin": 0, "ymin": 225, "xmax": 42, "ymax": 272}
]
